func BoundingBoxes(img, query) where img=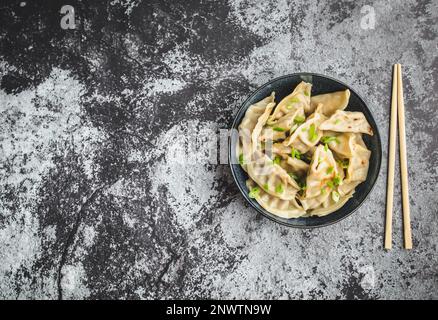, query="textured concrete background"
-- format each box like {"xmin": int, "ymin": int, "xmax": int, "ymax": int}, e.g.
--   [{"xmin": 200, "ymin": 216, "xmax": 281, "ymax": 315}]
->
[{"xmin": 0, "ymin": 0, "xmax": 437, "ymax": 299}]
